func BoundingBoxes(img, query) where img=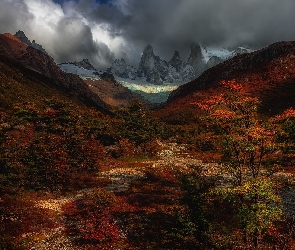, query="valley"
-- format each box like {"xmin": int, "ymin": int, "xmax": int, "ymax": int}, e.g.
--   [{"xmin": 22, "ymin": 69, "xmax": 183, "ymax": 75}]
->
[{"xmin": 1, "ymin": 31, "xmax": 295, "ymax": 250}]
